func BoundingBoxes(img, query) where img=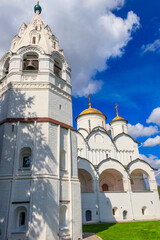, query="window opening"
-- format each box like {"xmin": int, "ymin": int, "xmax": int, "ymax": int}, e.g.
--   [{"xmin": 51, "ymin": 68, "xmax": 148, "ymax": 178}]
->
[
  {"xmin": 23, "ymin": 156, "xmax": 31, "ymax": 168},
  {"xmin": 86, "ymin": 210, "xmax": 92, "ymax": 222},
  {"xmin": 32, "ymin": 37, "xmax": 36, "ymax": 44},
  {"xmin": 23, "ymin": 53, "xmax": 39, "ymax": 71},
  {"xmin": 88, "ymin": 120, "xmax": 91, "ymax": 132},
  {"xmin": 54, "ymin": 59, "xmax": 62, "ymax": 77},
  {"xmin": 123, "ymin": 210, "xmax": 127, "ymax": 220},
  {"xmin": 19, "ymin": 212, "xmax": 25, "ymax": 226}
]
